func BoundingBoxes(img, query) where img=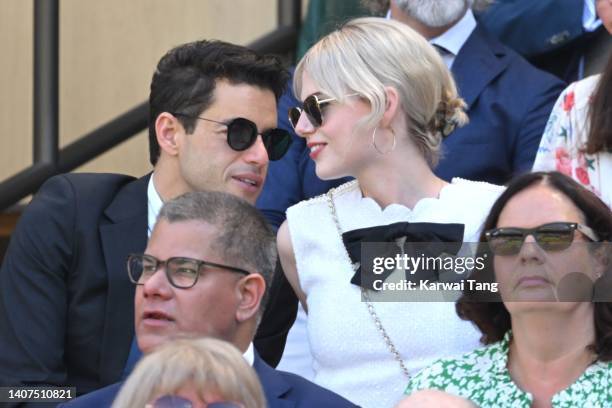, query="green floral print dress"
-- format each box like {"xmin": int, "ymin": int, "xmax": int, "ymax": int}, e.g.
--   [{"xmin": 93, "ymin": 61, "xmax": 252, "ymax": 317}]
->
[{"xmin": 405, "ymin": 331, "xmax": 612, "ymax": 407}]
